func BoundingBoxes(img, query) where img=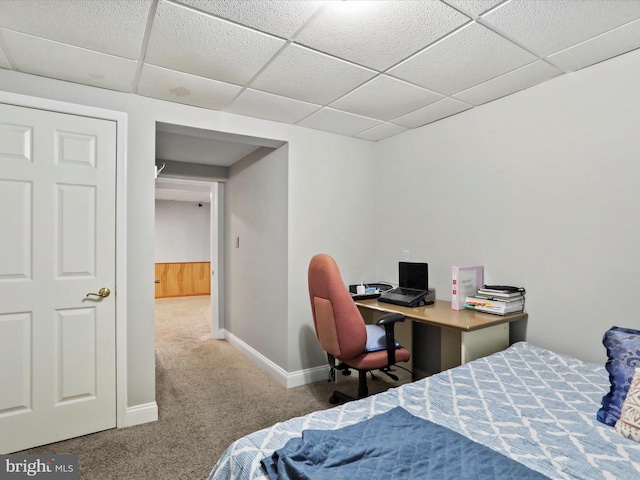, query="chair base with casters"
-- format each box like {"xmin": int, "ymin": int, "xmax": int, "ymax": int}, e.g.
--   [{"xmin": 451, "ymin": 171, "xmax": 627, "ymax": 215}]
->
[
  {"xmin": 325, "ymin": 355, "xmax": 365, "ymax": 404},
  {"xmin": 325, "ymin": 312, "xmax": 411, "ymax": 404},
  {"xmin": 327, "ymin": 363, "xmax": 407, "ymax": 405}
]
